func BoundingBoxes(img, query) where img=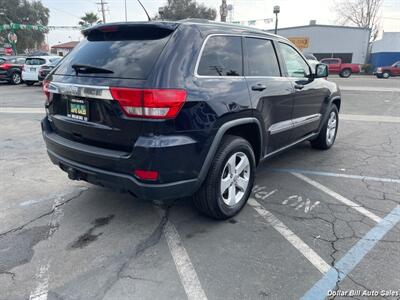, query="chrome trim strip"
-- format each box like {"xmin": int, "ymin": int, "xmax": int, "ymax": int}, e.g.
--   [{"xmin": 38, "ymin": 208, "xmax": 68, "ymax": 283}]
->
[
  {"xmin": 268, "ymin": 120, "xmax": 293, "ymax": 135},
  {"xmin": 292, "ymin": 113, "xmax": 321, "ymax": 128},
  {"xmin": 263, "ymin": 132, "xmax": 318, "ymax": 159},
  {"xmin": 50, "ymin": 82, "xmax": 113, "ymax": 100},
  {"xmin": 268, "ymin": 114, "xmax": 321, "ymax": 135}
]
